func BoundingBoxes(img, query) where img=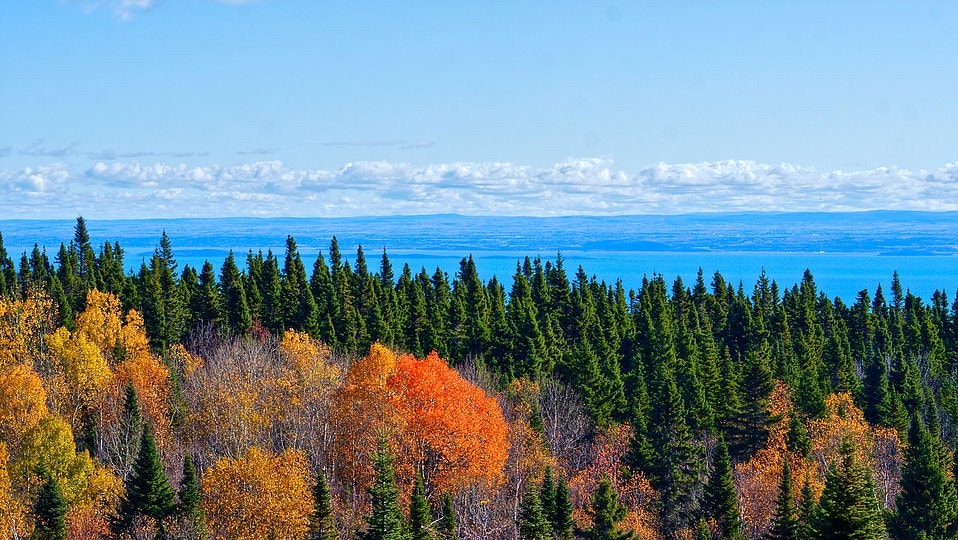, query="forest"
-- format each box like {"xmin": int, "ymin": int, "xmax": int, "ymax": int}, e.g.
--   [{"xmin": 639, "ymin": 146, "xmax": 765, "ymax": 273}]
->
[{"xmin": 2, "ymin": 217, "xmax": 958, "ymax": 540}]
